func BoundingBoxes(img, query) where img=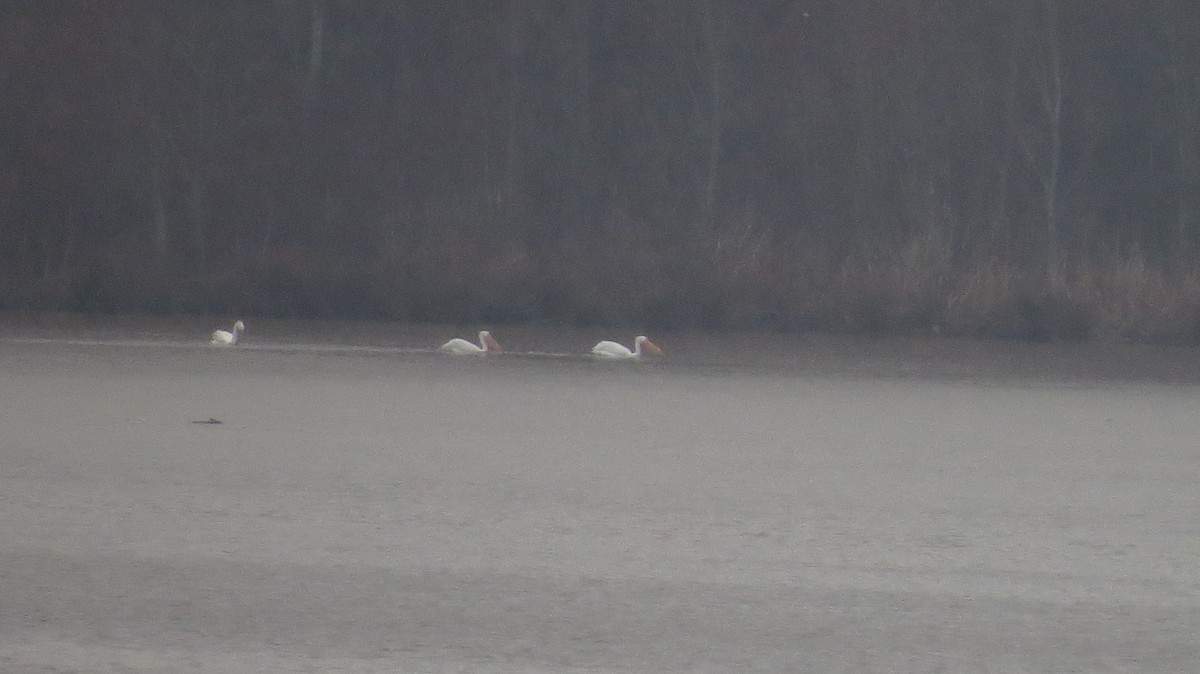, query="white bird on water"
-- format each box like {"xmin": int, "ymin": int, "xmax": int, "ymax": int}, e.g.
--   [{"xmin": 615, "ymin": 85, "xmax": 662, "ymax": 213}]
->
[
  {"xmin": 211, "ymin": 320, "xmax": 245, "ymax": 346},
  {"xmin": 440, "ymin": 330, "xmax": 502, "ymax": 355},
  {"xmin": 590, "ymin": 335, "xmax": 663, "ymax": 359}
]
